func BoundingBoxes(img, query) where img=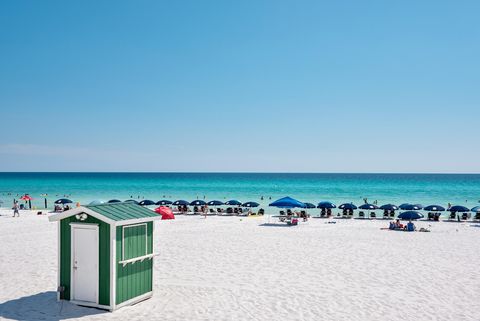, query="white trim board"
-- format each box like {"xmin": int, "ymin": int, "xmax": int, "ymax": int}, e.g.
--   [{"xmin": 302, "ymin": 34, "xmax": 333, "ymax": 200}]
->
[
  {"xmin": 50, "ymin": 207, "xmax": 116, "ymax": 225},
  {"xmin": 56, "ymin": 221, "xmax": 61, "ymax": 301},
  {"xmin": 110, "ymin": 223, "xmax": 116, "ymax": 310}
]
